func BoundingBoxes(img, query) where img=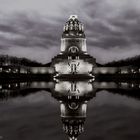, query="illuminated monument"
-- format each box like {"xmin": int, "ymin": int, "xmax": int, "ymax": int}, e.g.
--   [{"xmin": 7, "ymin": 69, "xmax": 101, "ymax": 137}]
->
[{"xmin": 51, "ymin": 15, "xmax": 96, "ymax": 77}]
